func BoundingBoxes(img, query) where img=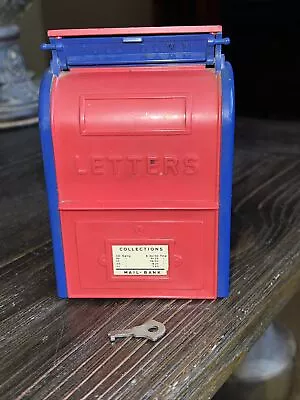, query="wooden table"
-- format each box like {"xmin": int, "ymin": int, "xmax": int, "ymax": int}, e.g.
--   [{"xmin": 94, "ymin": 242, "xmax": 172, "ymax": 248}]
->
[{"xmin": 1, "ymin": 118, "xmax": 300, "ymax": 400}]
